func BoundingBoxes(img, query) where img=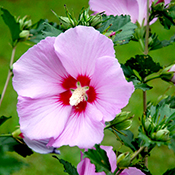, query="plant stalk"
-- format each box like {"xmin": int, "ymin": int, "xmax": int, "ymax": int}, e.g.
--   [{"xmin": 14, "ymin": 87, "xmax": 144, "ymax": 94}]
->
[
  {"xmin": 0, "ymin": 45, "xmax": 16, "ymax": 107},
  {"xmin": 143, "ymin": 0, "xmax": 150, "ymax": 168}
]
